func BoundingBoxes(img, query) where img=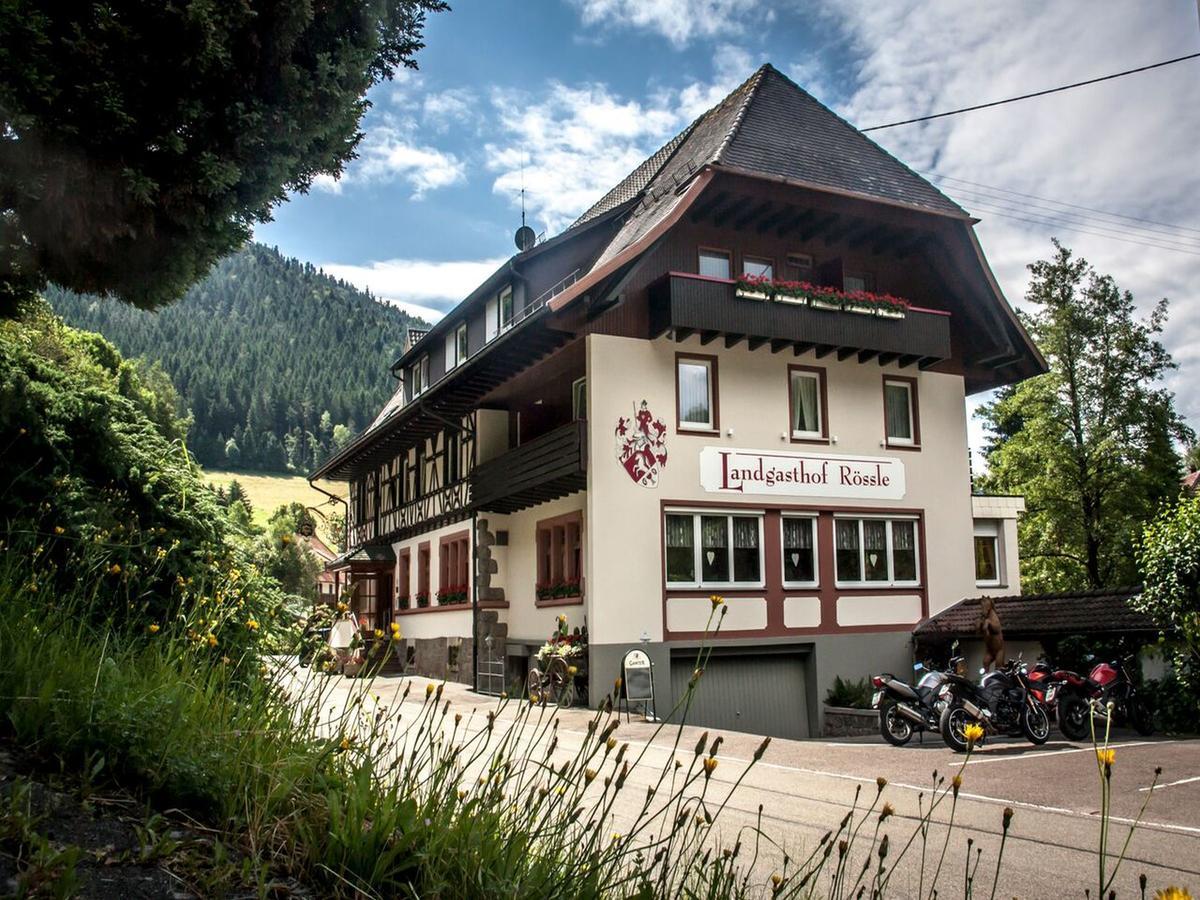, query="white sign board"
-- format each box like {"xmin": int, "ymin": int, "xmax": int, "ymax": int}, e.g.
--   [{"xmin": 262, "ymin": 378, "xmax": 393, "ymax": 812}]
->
[
  {"xmin": 622, "ymin": 648, "xmax": 654, "ymax": 702},
  {"xmin": 699, "ymin": 447, "xmax": 906, "ymax": 500}
]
